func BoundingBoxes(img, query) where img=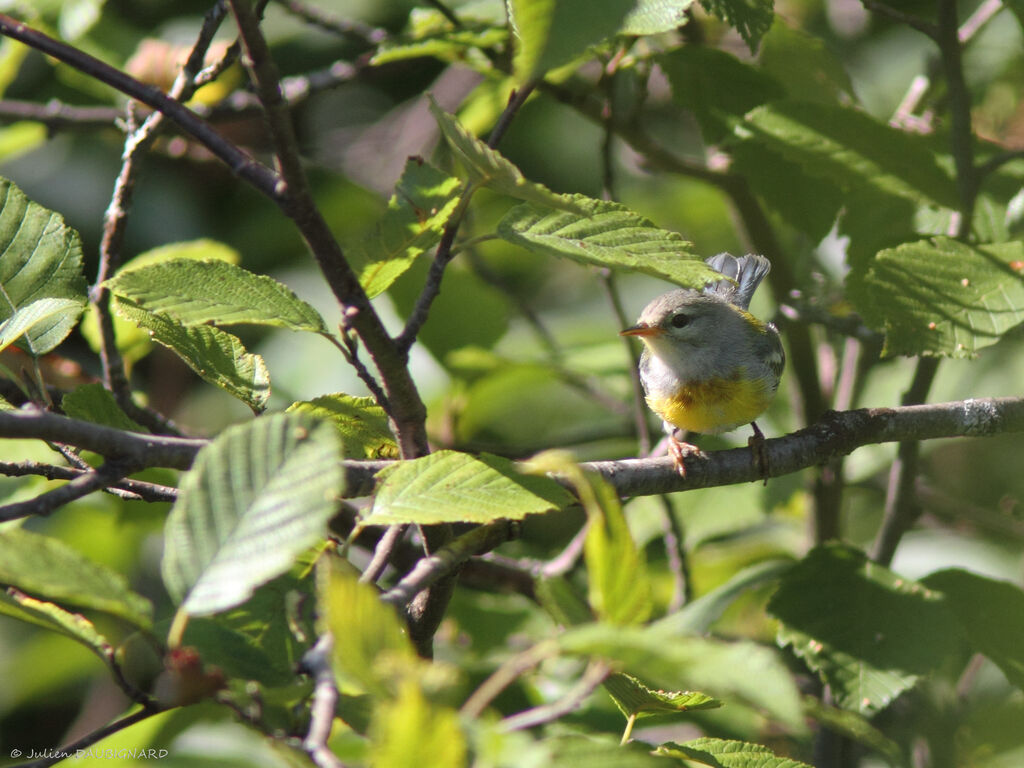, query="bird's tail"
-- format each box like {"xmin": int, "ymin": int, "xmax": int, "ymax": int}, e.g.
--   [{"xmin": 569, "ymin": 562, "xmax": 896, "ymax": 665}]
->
[{"xmin": 703, "ymin": 253, "xmax": 771, "ymax": 310}]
